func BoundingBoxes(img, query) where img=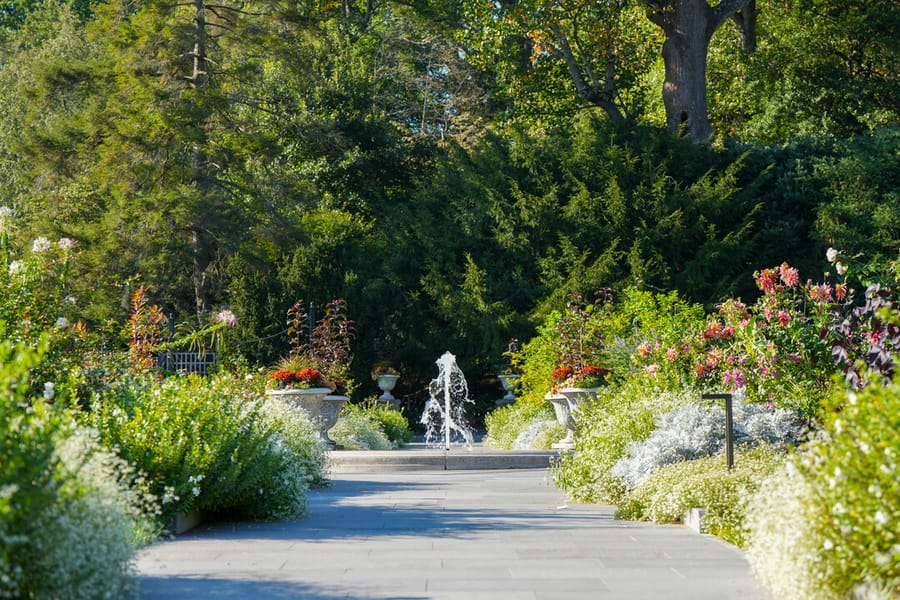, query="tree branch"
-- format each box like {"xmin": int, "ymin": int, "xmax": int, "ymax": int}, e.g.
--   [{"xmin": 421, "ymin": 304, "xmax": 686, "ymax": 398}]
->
[
  {"xmin": 709, "ymin": 0, "xmax": 752, "ymax": 33},
  {"xmin": 729, "ymin": 0, "xmax": 757, "ymax": 53},
  {"xmin": 549, "ymin": 23, "xmax": 623, "ymax": 122}
]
